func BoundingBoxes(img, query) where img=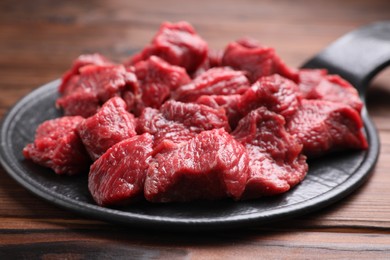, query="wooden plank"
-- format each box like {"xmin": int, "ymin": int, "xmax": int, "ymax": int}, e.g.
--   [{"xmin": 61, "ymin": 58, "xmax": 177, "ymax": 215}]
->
[{"xmin": 0, "ymin": 228, "xmax": 389, "ymax": 259}]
